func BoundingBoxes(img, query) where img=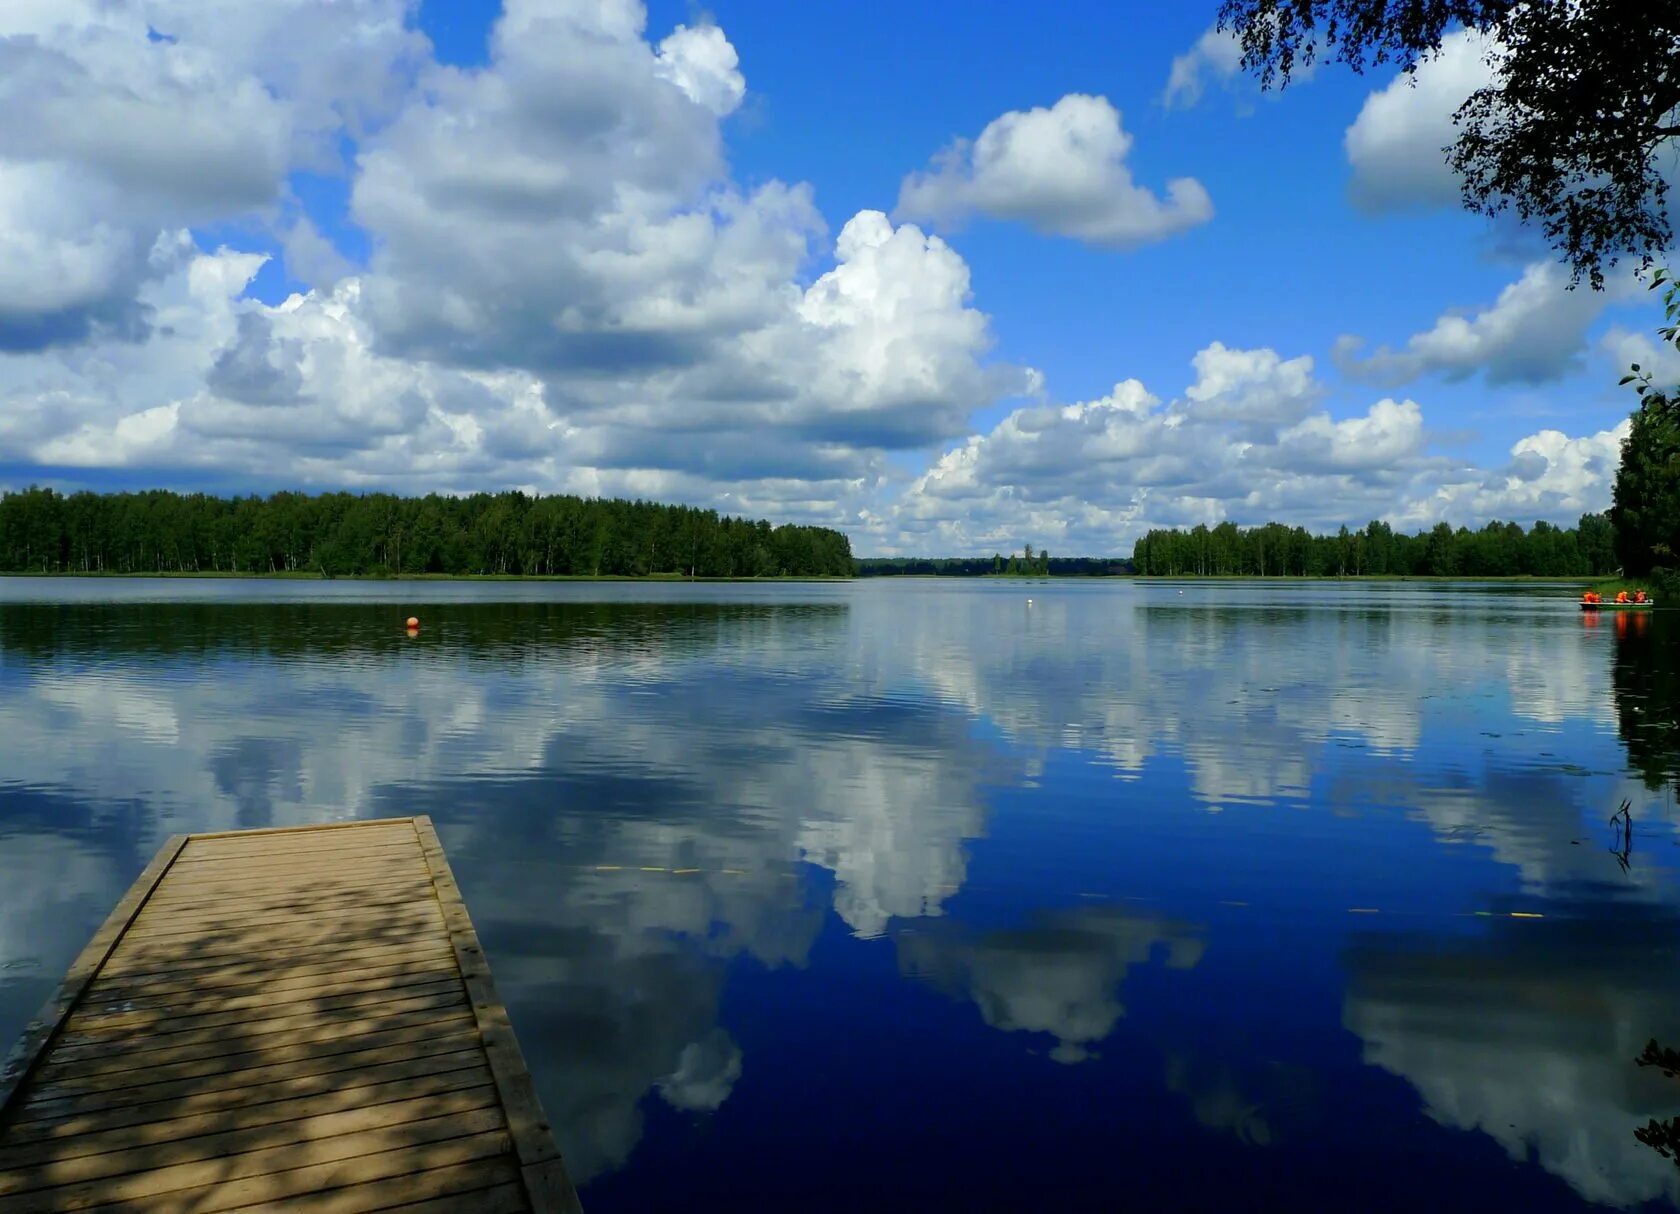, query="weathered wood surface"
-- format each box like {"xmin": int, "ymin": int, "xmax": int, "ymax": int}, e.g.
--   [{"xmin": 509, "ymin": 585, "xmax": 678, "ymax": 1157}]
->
[{"xmin": 0, "ymin": 817, "xmax": 581, "ymax": 1213}]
